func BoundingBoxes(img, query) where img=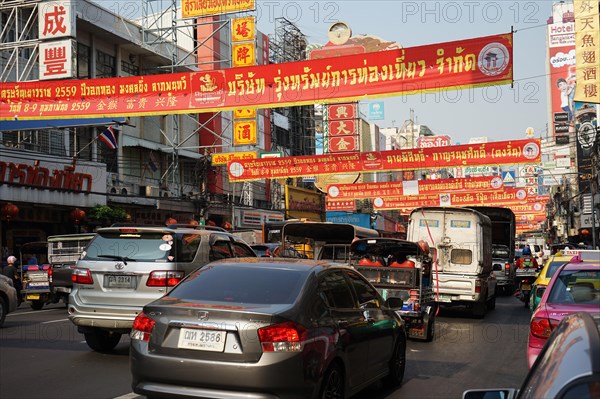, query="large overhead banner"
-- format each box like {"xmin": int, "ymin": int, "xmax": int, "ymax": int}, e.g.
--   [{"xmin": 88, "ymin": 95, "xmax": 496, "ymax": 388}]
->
[
  {"xmin": 0, "ymin": 33, "xmax": 512, "ymax": 121},
  {"xmin": 227, "ymin": 139, "xmax": 541, "ymax": 182}
]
